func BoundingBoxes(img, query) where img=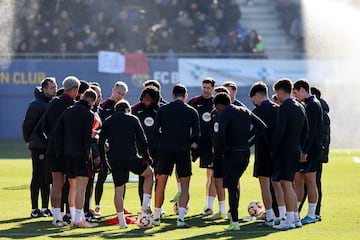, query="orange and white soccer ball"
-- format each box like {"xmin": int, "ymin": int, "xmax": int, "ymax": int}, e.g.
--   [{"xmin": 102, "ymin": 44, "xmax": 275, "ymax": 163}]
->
[
  {"xmin": 247, "ymin": 200, "xmax": 265, "ymax": 217},
  {"xmin": 136, "ymin": 213, "xmax": 153, "ymax": 229}
]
